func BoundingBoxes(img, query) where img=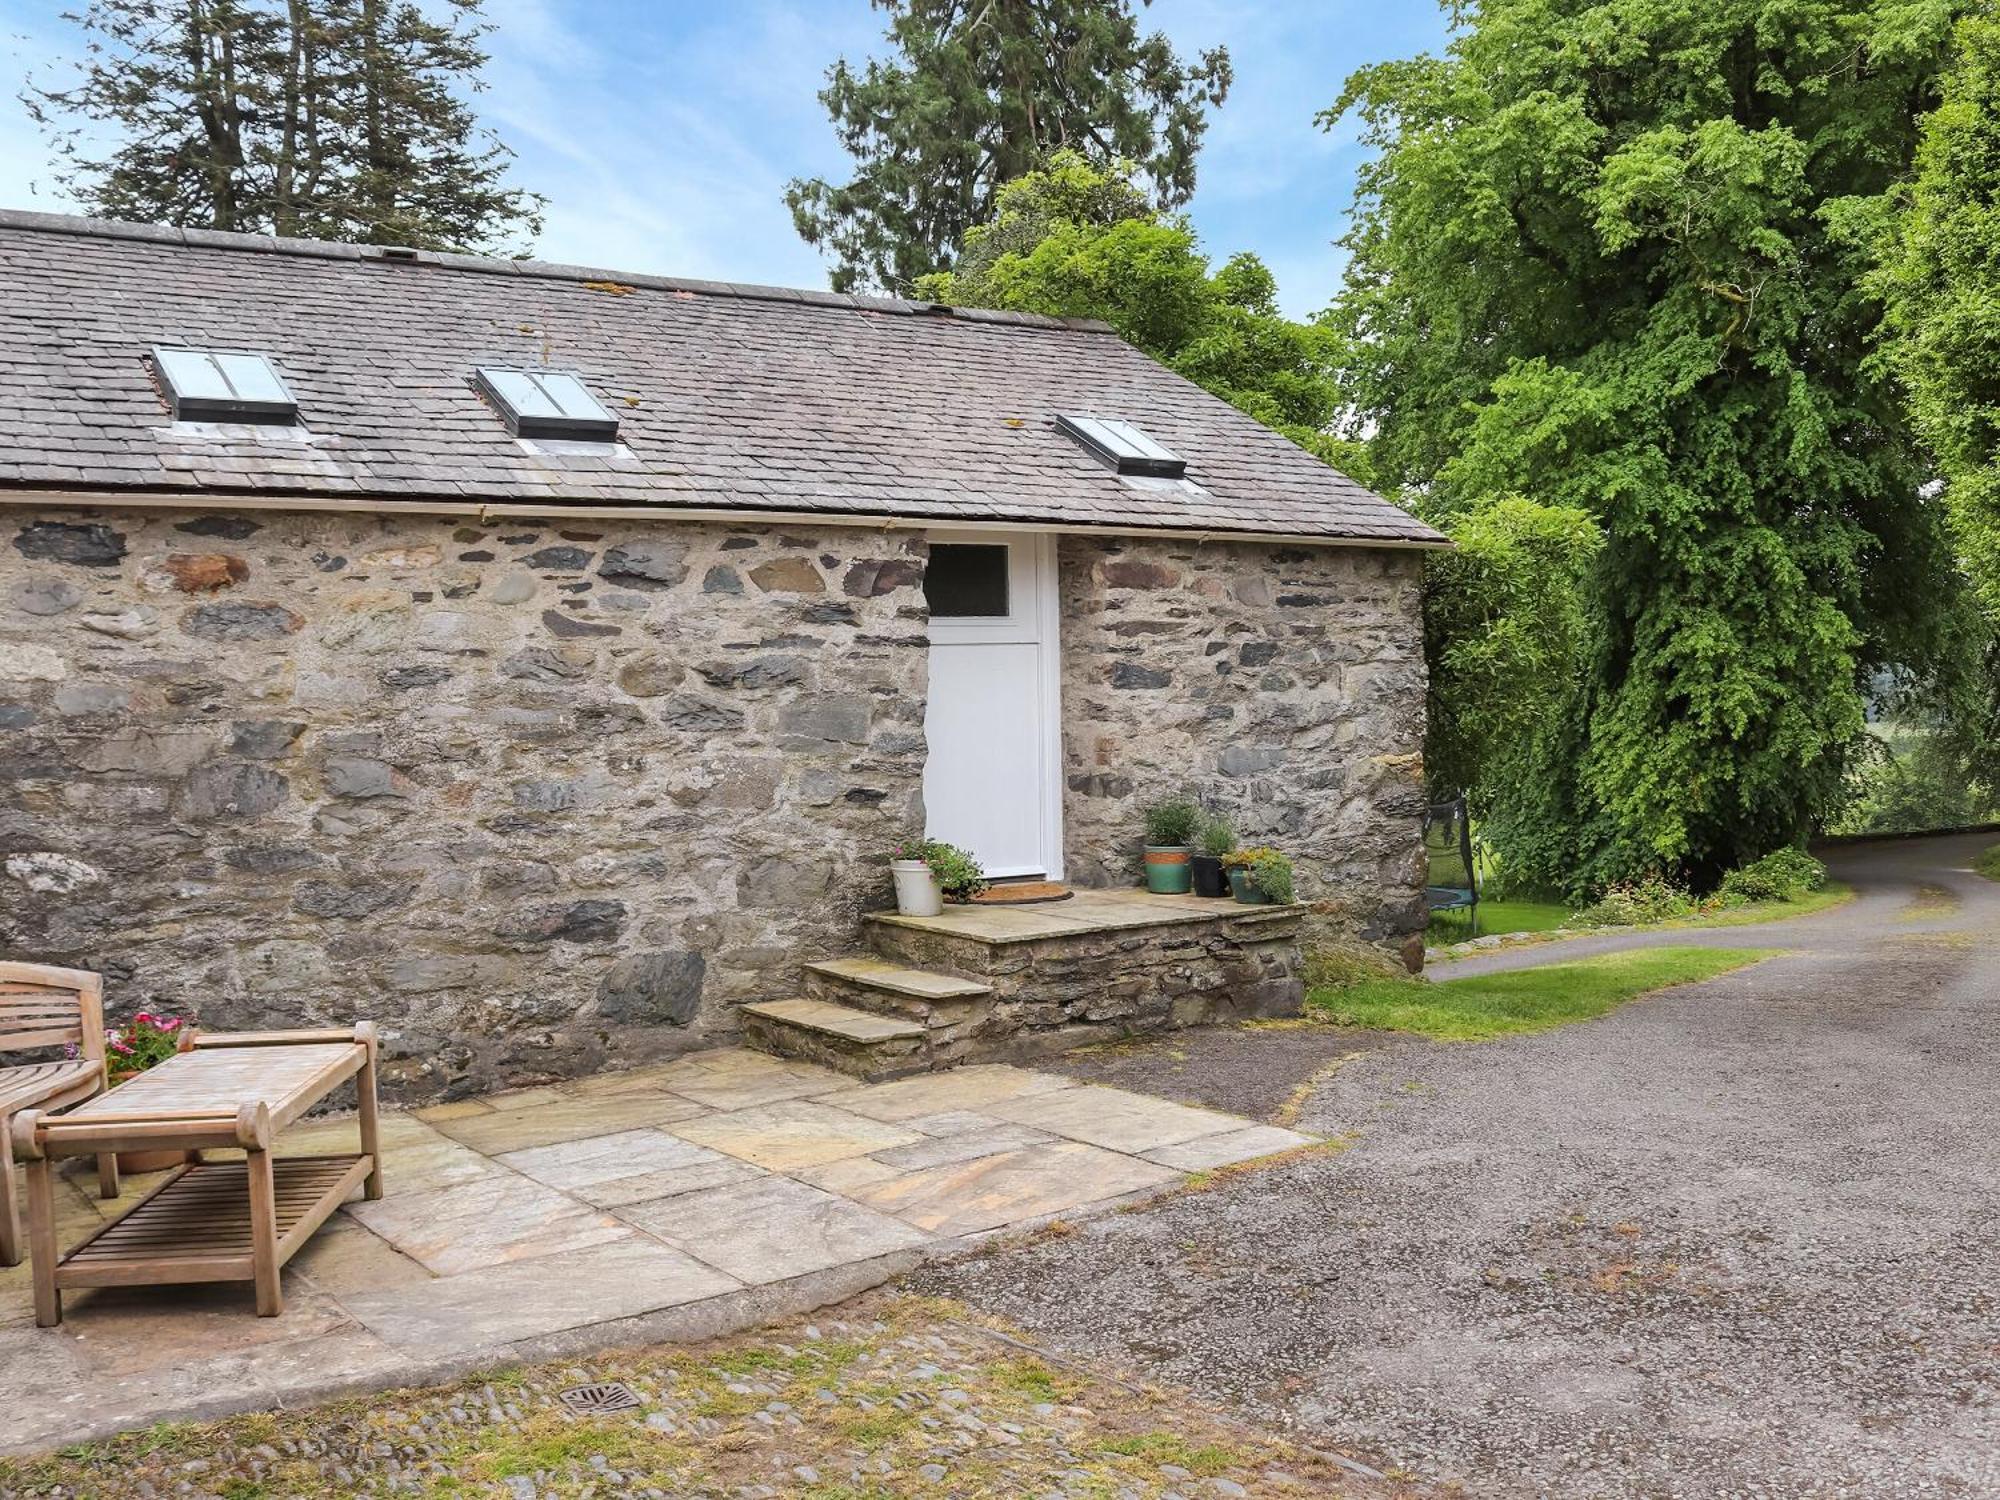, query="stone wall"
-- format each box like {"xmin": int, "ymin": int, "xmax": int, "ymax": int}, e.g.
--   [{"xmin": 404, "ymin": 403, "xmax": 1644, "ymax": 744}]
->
[
  {"xmin": 0, "ymin": 507, "xmax": 930, "ymax": 1099},
  {"xmin": 1056, "ymin": 535, "xmax": 1429, "ymax": 966},
  {"xmin": 857, "ymin": 904, "xmax": 1307, "ymax": 1064}
]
